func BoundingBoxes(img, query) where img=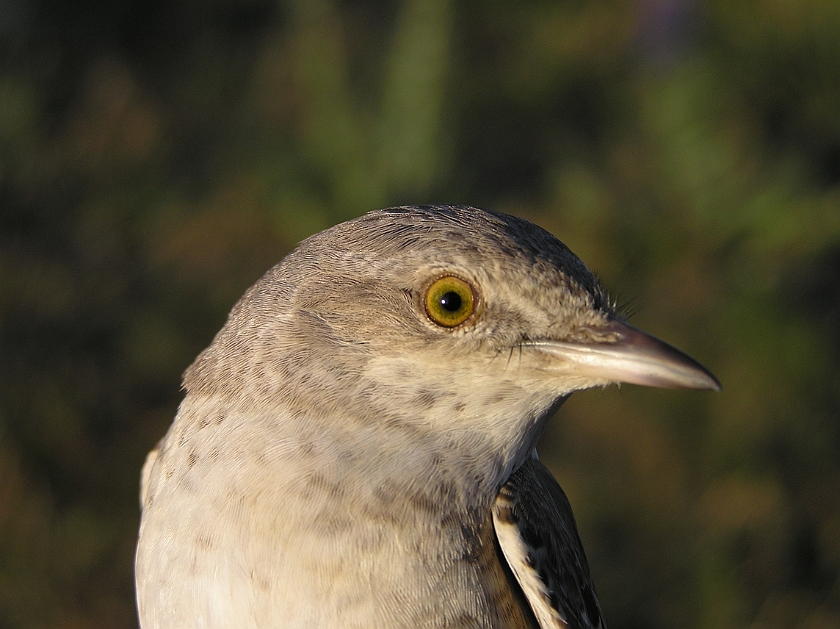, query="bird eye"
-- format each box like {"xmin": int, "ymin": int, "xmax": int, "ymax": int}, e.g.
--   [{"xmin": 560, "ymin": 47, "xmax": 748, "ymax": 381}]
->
[{"xmin": 424, "ymin": 276, "xmax": 476, "ymax": 328}]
